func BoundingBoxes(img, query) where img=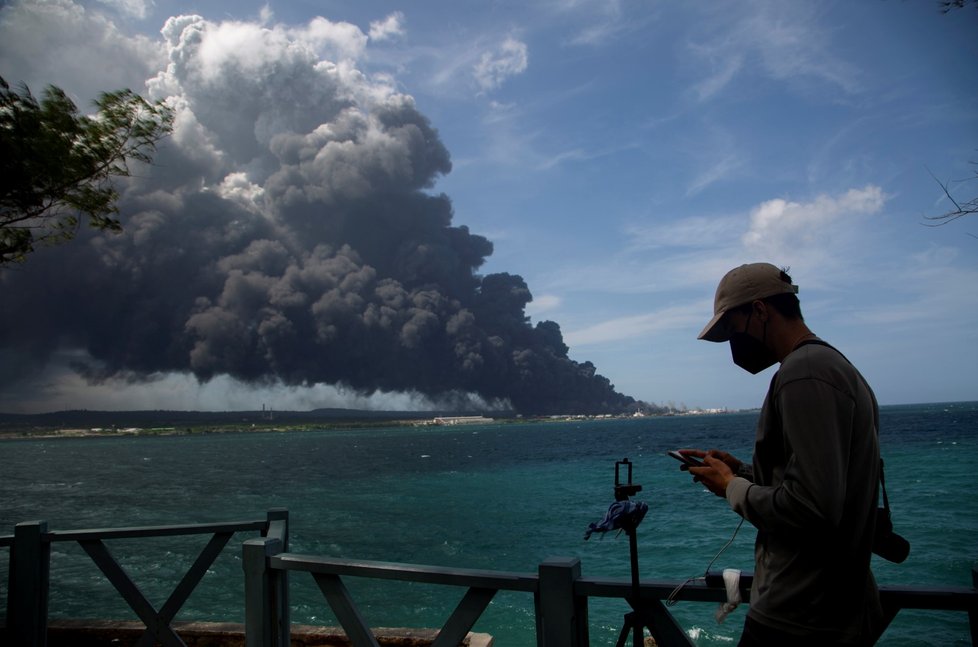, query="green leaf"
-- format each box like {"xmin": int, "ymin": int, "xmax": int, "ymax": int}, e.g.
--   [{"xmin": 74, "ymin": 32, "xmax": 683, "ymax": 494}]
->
[{"xmin": 0, "ymin": 76, "xmax": 174, "ymax": 265}]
